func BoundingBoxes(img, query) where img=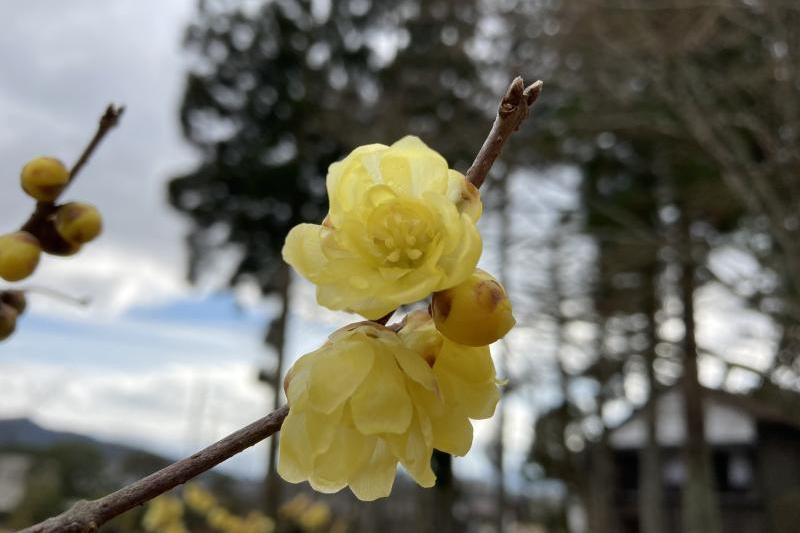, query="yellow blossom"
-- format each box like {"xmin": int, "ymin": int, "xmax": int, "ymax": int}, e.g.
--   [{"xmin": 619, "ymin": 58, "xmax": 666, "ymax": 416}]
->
[
  {"xmin": 278, "ymin": 322, "xmax": 438, "ymax": 500},
  {"xmin": 282, "ymin": 136, "xmax": 483, "ymax": 319},
  {"xmin": 183, "ymin": 483, "xmax": 217, "ymax": 514},
  {"xmin": 279, "ymin": 493, "xmax": 312, "ymax": 519},
  {"xmin": 143, "ymin": 496, "xmax": 186, "ymax": 533},
  {"xmin": 399, "ymin": 310, "xmax": 501, "ymax": 457},
  {"xmin": 242, "ymin": 511, "xmax": 275, "ymax": 533},
  {"xmin": 298, "ymin": 501, "xmax": 331, "ymax": 530}
]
